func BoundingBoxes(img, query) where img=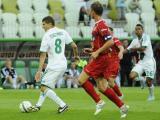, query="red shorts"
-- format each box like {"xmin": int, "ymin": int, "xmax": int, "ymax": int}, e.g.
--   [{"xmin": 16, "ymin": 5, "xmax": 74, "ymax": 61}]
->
[
  {"xmin": 104, "ymin": 58, "xmax": 120, "ymax": 80},
  {"xmin": 84, "ymin": 54, "xmax": 109, "ymax": 80}
]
